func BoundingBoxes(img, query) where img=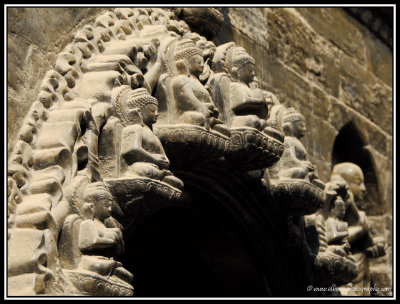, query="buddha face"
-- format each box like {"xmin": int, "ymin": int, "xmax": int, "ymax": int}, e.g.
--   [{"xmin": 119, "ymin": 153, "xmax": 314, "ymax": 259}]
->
[
  {"xmin": 93, "ymin": 197, "xmax": 113, "ymax": 221},
  {"xmin": 188, "ymin": 54, "xmax": 204, "ymax": 77},
  {"xmin": 347, "ymin": 169, "xmax": 366, "ymax": 204},
  {"xmin": 237, "ymin": 62, "xmax": 255, "ymax": 84},
  {"xmin": 141, "ymin": 103, "xmax": 158, "ymax": 126},
  {"xmin": 331, "ymin": 163, "xmax": 367, "ymax": 209},
  {"xmin": 292, "ymin": 119, "xmax": 306, "ymax": 138},
  {"xmin": 333, "ymin": 197, "xmax": 346, "ymax": 220}
]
